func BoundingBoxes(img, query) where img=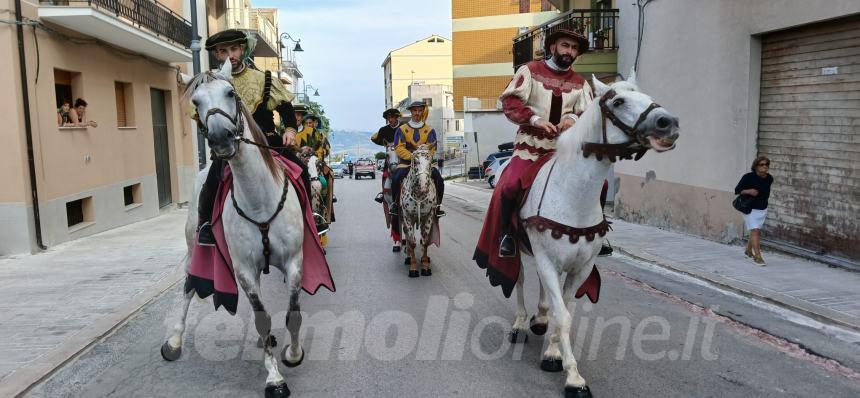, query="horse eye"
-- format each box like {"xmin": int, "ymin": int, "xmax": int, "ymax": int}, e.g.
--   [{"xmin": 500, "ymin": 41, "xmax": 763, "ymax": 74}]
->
[
  {"xmin": 192, "ymin": 99, "xmax": 199, "ymax": 107},
  {"xmin": 613, "ymin": 98, "xmax": 625, "ymax": 107},
  {"xmin": 227, "ymin": 90, "xmax": 235, "ymax": 98}
]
